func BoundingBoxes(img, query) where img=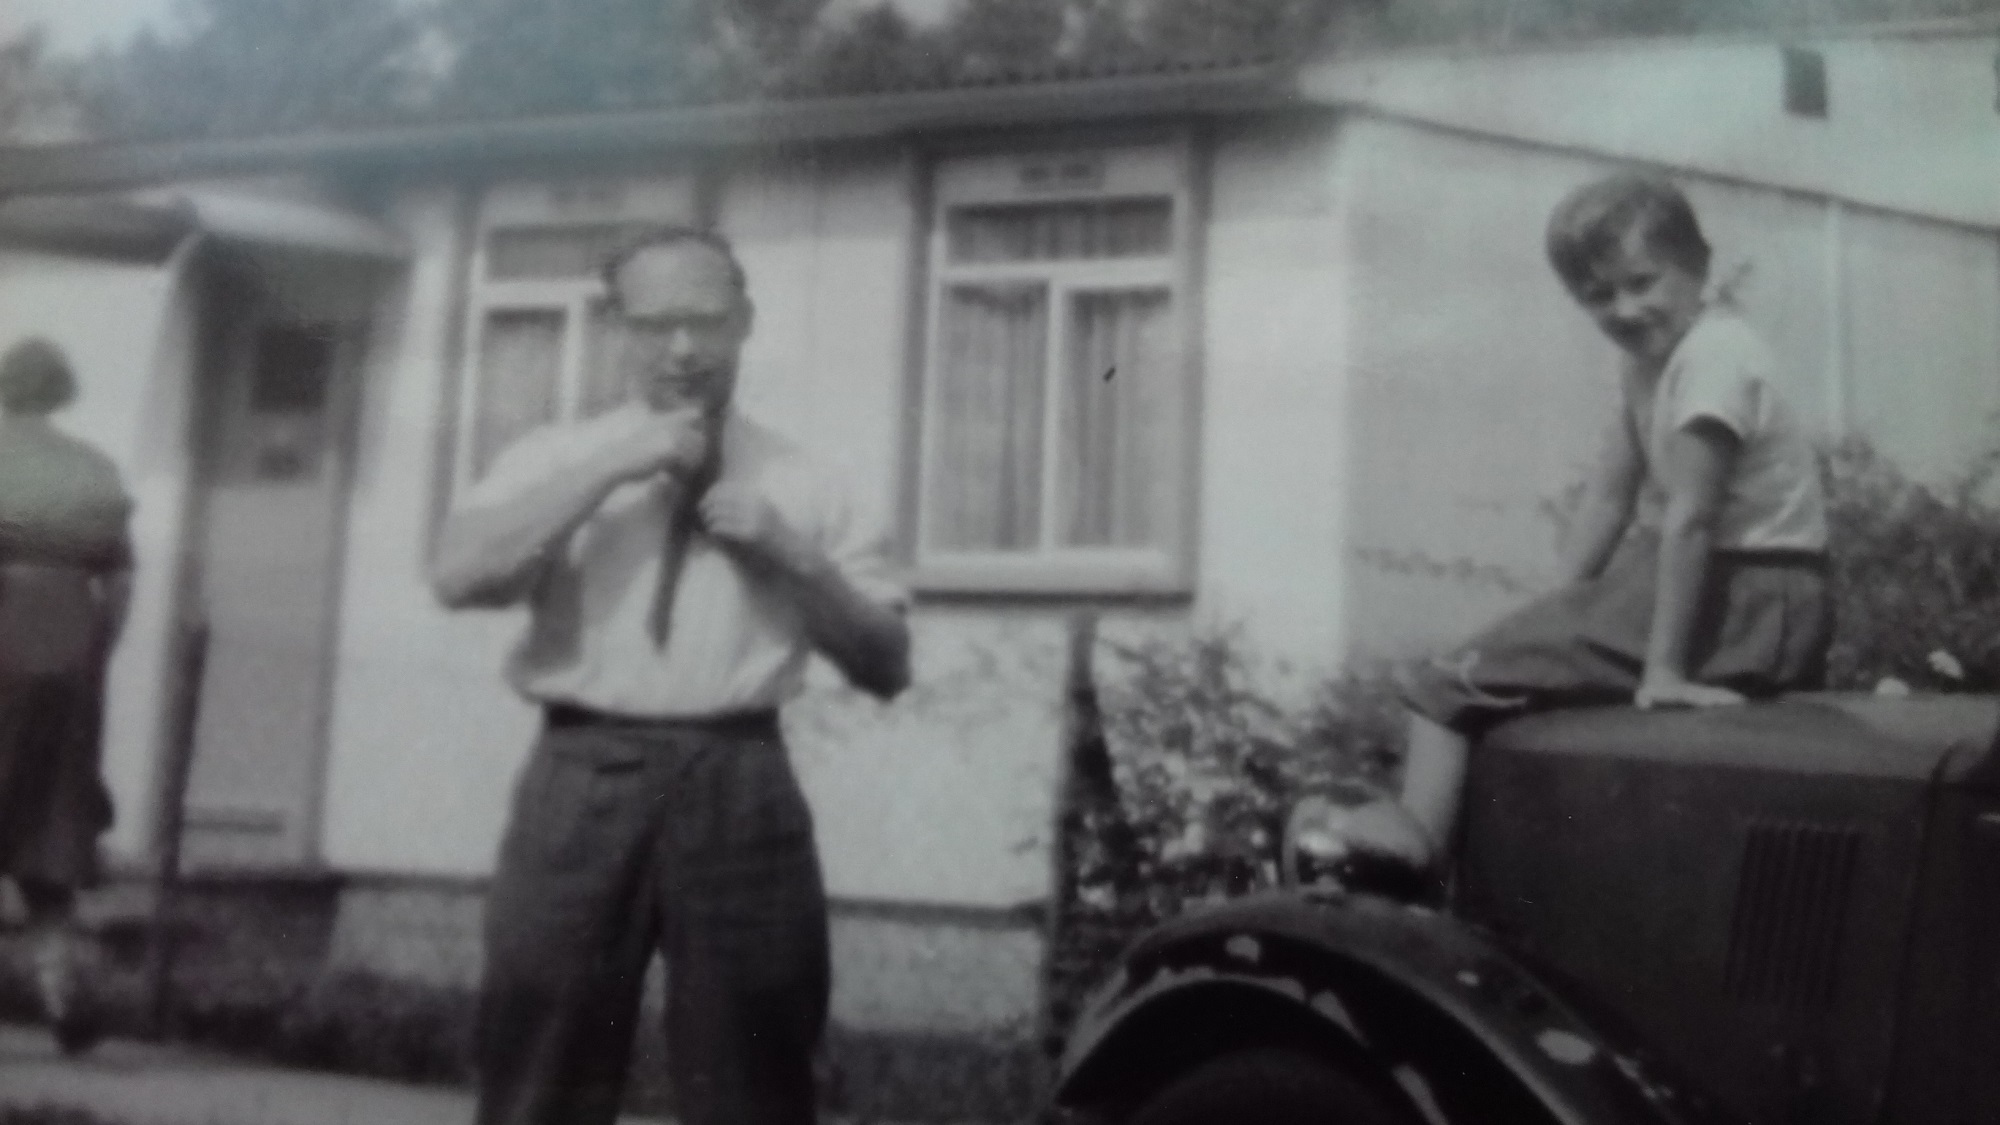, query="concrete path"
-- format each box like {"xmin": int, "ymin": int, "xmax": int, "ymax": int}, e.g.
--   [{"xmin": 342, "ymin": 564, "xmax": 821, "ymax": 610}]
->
[{"xmin": 0, "ymin": 1024, "xmax": 667, "ymax": 1125}]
